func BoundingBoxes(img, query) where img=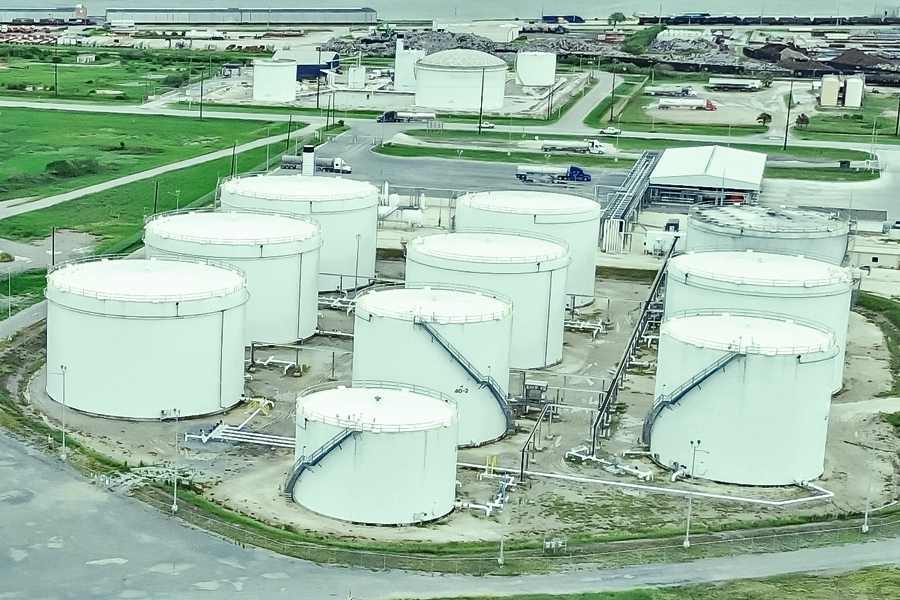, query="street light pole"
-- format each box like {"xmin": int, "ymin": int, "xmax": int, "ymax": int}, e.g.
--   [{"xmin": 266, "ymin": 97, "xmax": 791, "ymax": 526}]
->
[
  {"xmin": 60, "ymin": 365, "xmax": 67, "ymax": 460},
  {"xmin": 172, "ymin": 408, "xmax": 180, "ymax": 513},
  {"xmin": 316, "ymin": 46, "xmax": 322, "ymax": 109},
  {"xmin": 783, "ymin": 79, "xmax": 793, "ymax": 151},
  {"xmin": 683, "ymin": 439, "xmax": 701, "ymax": 548}
]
